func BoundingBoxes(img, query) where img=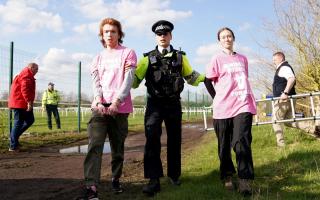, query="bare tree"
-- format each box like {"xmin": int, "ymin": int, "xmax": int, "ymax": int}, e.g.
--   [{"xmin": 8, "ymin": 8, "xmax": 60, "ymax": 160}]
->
[{"xmin": 264, "ymin": 0, "xmax": 320, "ymax": 92}]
